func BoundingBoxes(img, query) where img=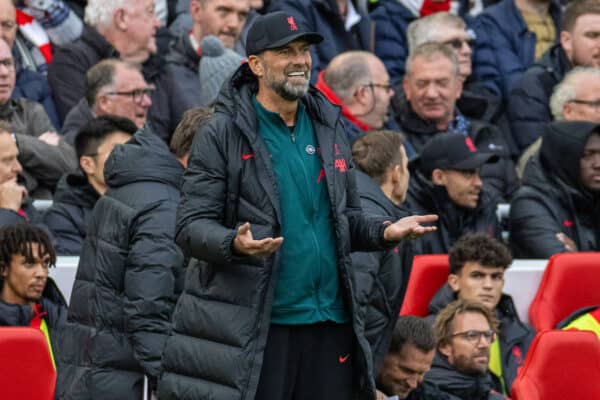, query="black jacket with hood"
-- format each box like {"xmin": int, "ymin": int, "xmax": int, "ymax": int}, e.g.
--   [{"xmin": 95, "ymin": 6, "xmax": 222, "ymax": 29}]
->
[
  {"xmin": 55, "ymin": 128, "xmax": 185, "ymax": 400},
  {"xmin": 159, "ymin": 63, "xmax": 393, "ymax": 400},
  {"xmin": 425, "ymin": 353, "xmax": 506, "ymax": 400},
  {"xmin": 510, "ymin": 121, "xmax": 600, "ymax": 258},
  {"xmin": 352, "ymin": 169, "xmax": 413, "ymax": 375},
  {"xmin": 405, "ymin": 168, "xmax": 500, "ymax": 255},
  {"xmin": 43, "ymin": 173, "xmax": 100, "ymax": 255},
  {"xmin": 507, "ymin": 44, "xmax": 571, "ymax": 151},
  {"xmin": 394, "ymin": 96, "xmax": 519, "ymax": 203},
  {"xmin": 427, "ymin": 284, "xmax": 535, "ymax": 393}
]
